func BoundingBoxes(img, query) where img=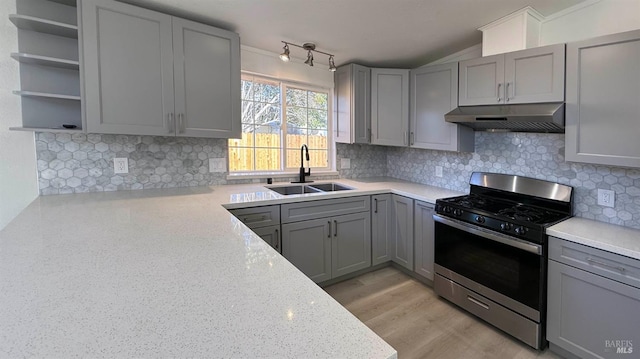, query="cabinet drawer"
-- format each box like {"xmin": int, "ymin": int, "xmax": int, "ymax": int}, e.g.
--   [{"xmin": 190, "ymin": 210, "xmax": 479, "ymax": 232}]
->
[
  {"xmin": 229, "ymin": 205, "xmax": 280, "ymax": 229},
  {"xmin": 281, "ymin": 196, "xmax": 370, "ymax": 223},
  {"xmin": 549, "ymin": 237, "xmax": 640, "ymax": 289}
]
